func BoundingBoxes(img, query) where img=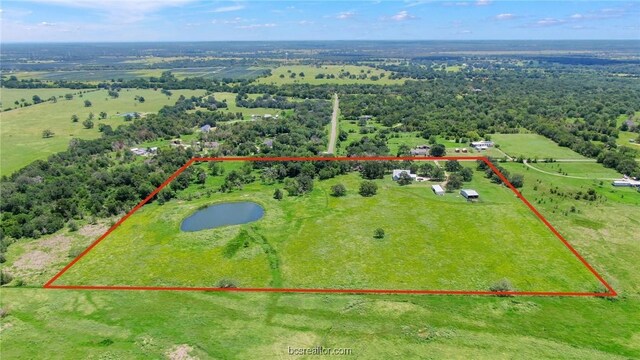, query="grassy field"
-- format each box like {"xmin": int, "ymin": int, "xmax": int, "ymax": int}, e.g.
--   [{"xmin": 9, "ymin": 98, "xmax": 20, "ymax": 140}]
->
[
  {"xmin": 491, "ymin": 133, "xmax": 587, "ymax": 160},
  {"xmin": 0, "ymin": 88, "xmax": 90, "ymax": 111},
  {"xmin": 7, "ymin": 66, "xmax": 268, "ymax": 82},
  {"xmin": 527, "ymin": 162, "xmax": 622, "ymax": 179},
  {"xmin": 52, "ymin": 161, "xmax": 599, "ymax": 292},
  {"xmin": 2, "ymin": 161, "xmax": 639, "ymax": 358},
  {"xmin": 210, "ymin": 92, "xmax": 292, "ymax": 120},
  {"xmin": 0, "ymin": 88, "xmax": 205, "ymax": 176},
  {"xmin": 256, "ymin": 65, "xmax": 403, "ymax": 85}
]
